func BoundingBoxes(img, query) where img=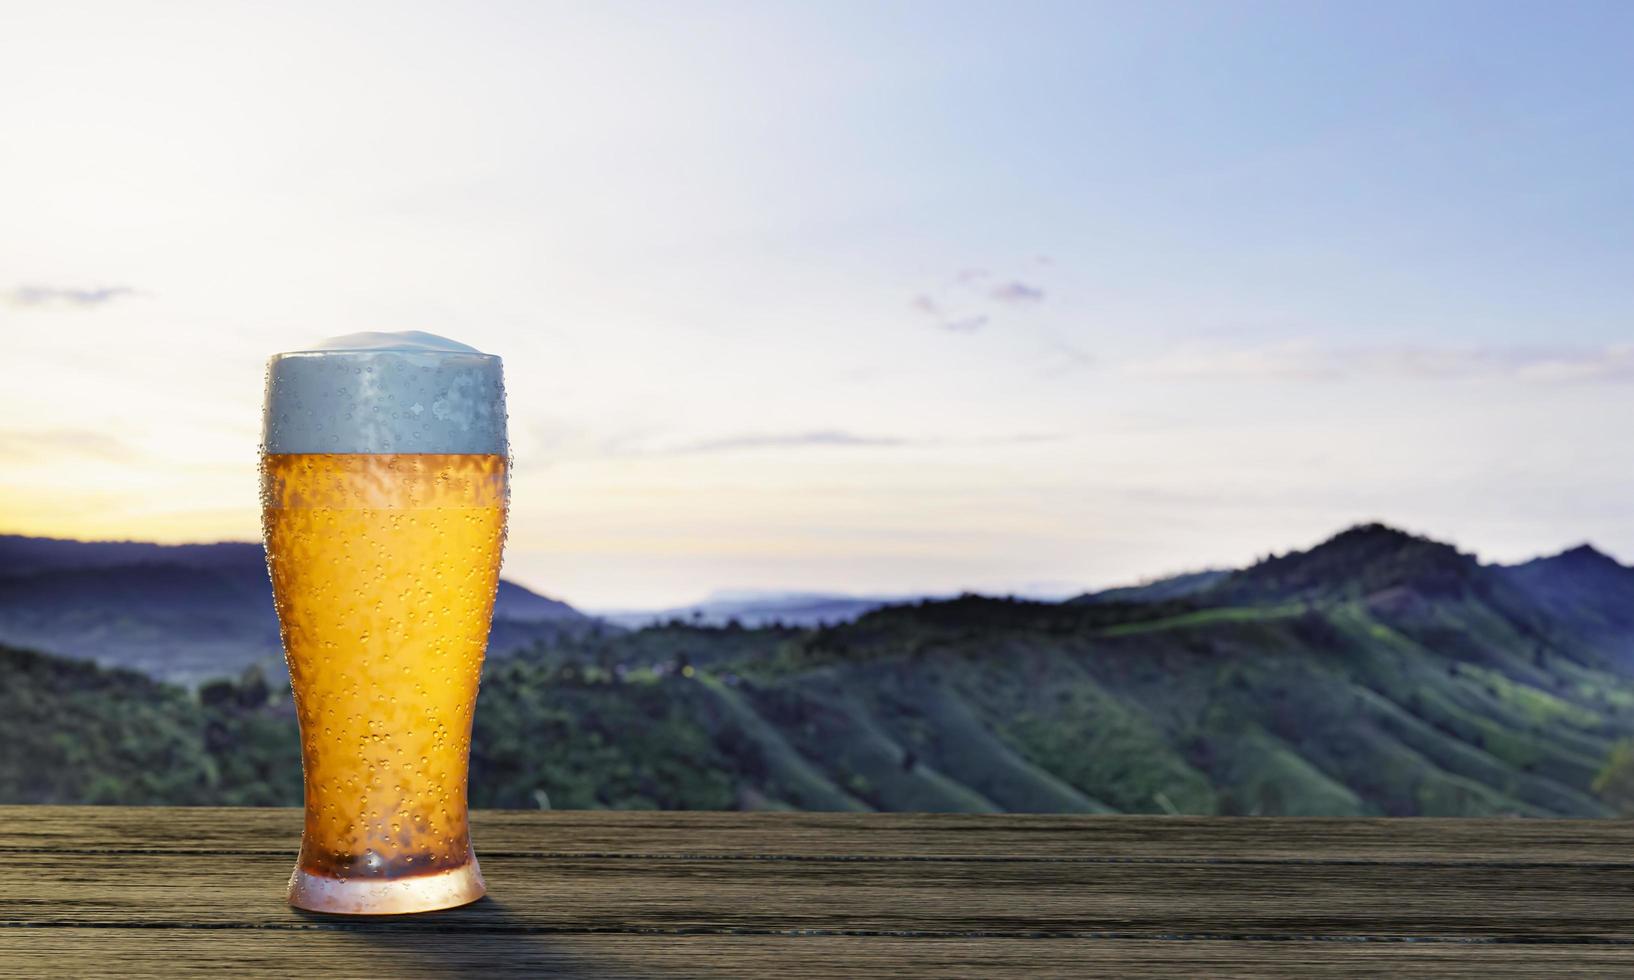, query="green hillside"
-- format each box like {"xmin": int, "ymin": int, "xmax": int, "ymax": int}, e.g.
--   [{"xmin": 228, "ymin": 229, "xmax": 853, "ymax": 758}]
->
[{"xmin": 7, "ymin": 524, "xmax": 1634, "ymax": 816}]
